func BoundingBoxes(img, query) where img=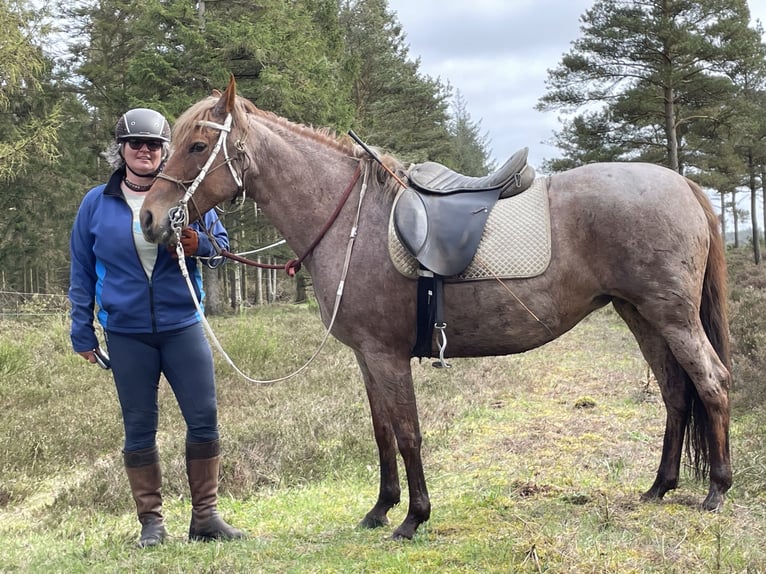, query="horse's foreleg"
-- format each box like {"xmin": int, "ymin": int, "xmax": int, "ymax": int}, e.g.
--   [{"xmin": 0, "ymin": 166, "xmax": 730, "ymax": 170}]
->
[
  {"xmin": 355, "ymin": 351, "xmax": 430, "ymax": 539},
  {"xmin": 393, "ymin": 425, "xmax": 430, "ymax": 540},
  {"xmin": 613, "ymin": 301, "xmax": 688, "ymax": 500},
  {"xmin": 355, "ymin": 353, "xmax": 401, "ymax": 529}
]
